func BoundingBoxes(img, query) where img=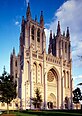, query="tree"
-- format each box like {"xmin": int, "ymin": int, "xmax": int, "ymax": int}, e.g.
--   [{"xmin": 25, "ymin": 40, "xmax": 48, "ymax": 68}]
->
[
  {"xmin": 73, "ymin": 87, "xmax": 82, "ymax": 109},
  {"xmin": 0, "ymin": 68, "xmax": 17, "ymax": 113},
  {"xmin": 77, "ymin": 83, "xmax": 82, "ymax": 86},
  {"xmin": 31, "ymin": 88, "xmax": 42, "ymax": 109}
]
